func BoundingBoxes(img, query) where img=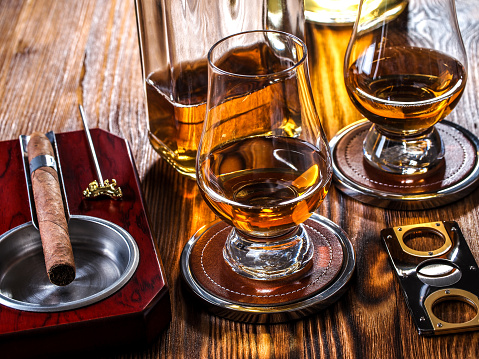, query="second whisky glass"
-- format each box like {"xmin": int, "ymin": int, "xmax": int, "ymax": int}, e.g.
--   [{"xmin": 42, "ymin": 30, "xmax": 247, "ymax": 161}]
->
[
  {"xmin": 197, "ymin": 30, "xmax": 332, "ymax": 280},
  {"xmin": 344, "ymin": 0, "xmax": 468, "ymax": 175}
]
